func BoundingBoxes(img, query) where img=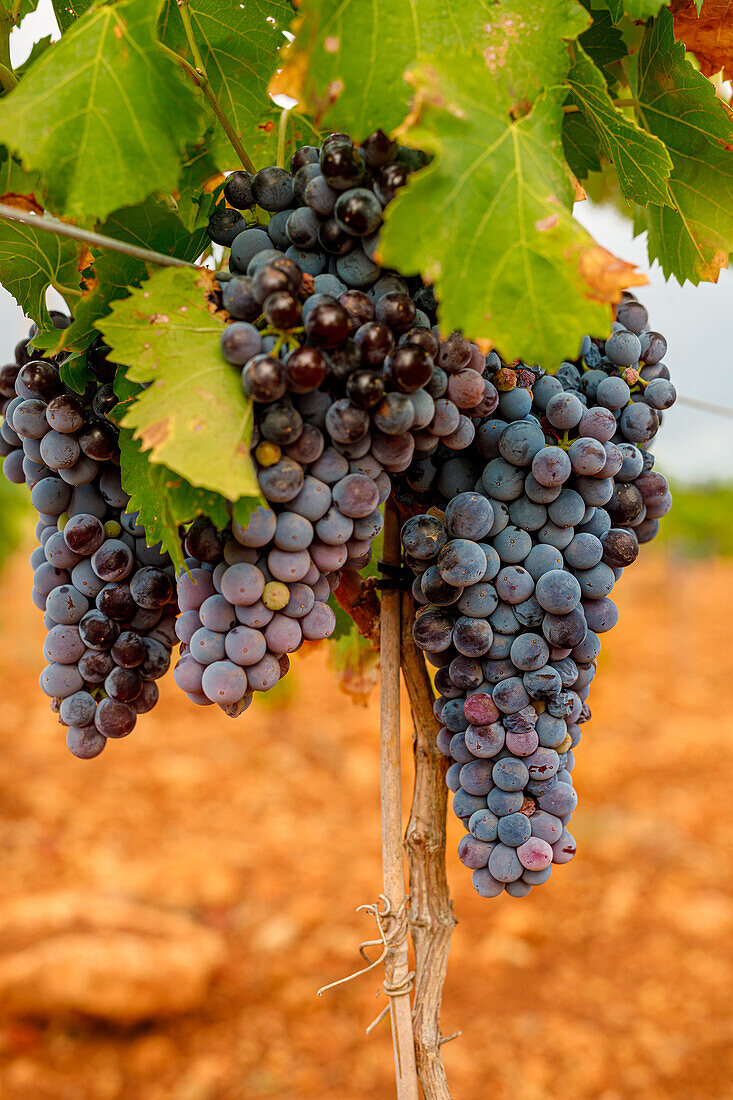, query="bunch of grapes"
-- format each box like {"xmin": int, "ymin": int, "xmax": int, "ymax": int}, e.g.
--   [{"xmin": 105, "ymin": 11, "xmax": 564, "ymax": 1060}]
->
[
  {"xmin": 169, "ymin": 130, "xmax": 497, "ymax": 713},
  {"xmin": 400, "ymin": 296, "xmax": 675, "ymax": 896},
  {"xmin": 0, "ymin": 125, "xmax": 677, "ymax": 911},
  {"xmin": 0, "ymin": 324, "xmax": 177, "ymax": 757}
]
